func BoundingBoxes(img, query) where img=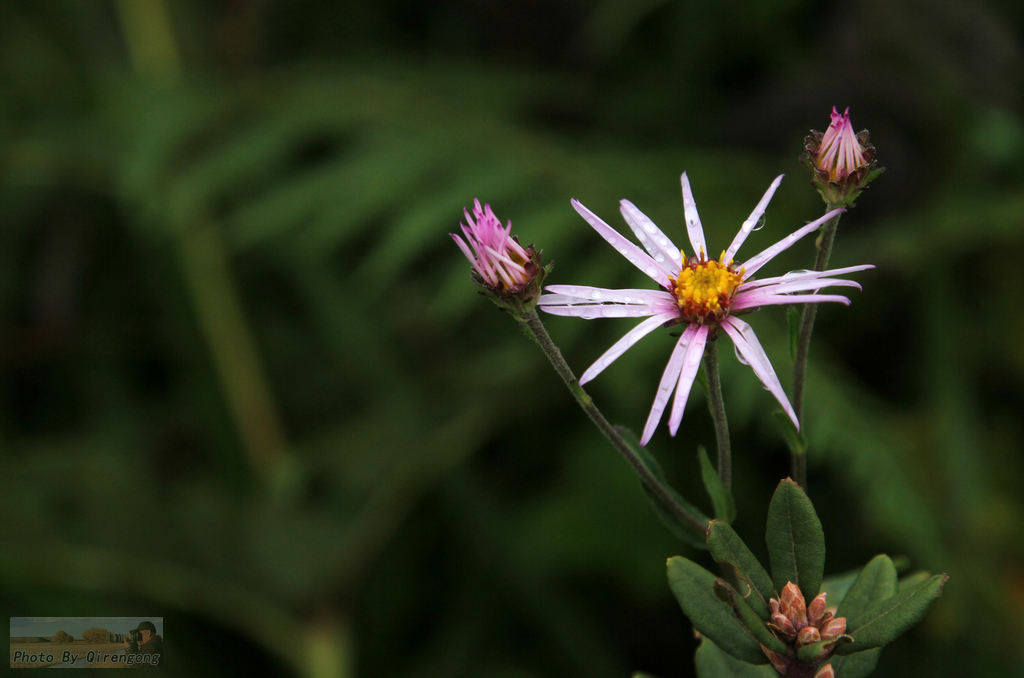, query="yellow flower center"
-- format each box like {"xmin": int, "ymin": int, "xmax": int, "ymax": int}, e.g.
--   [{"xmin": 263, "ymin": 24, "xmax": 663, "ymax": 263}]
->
[{"xmin": 671, "ymin": 254, "xmax": 744, "ymax": 324}]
